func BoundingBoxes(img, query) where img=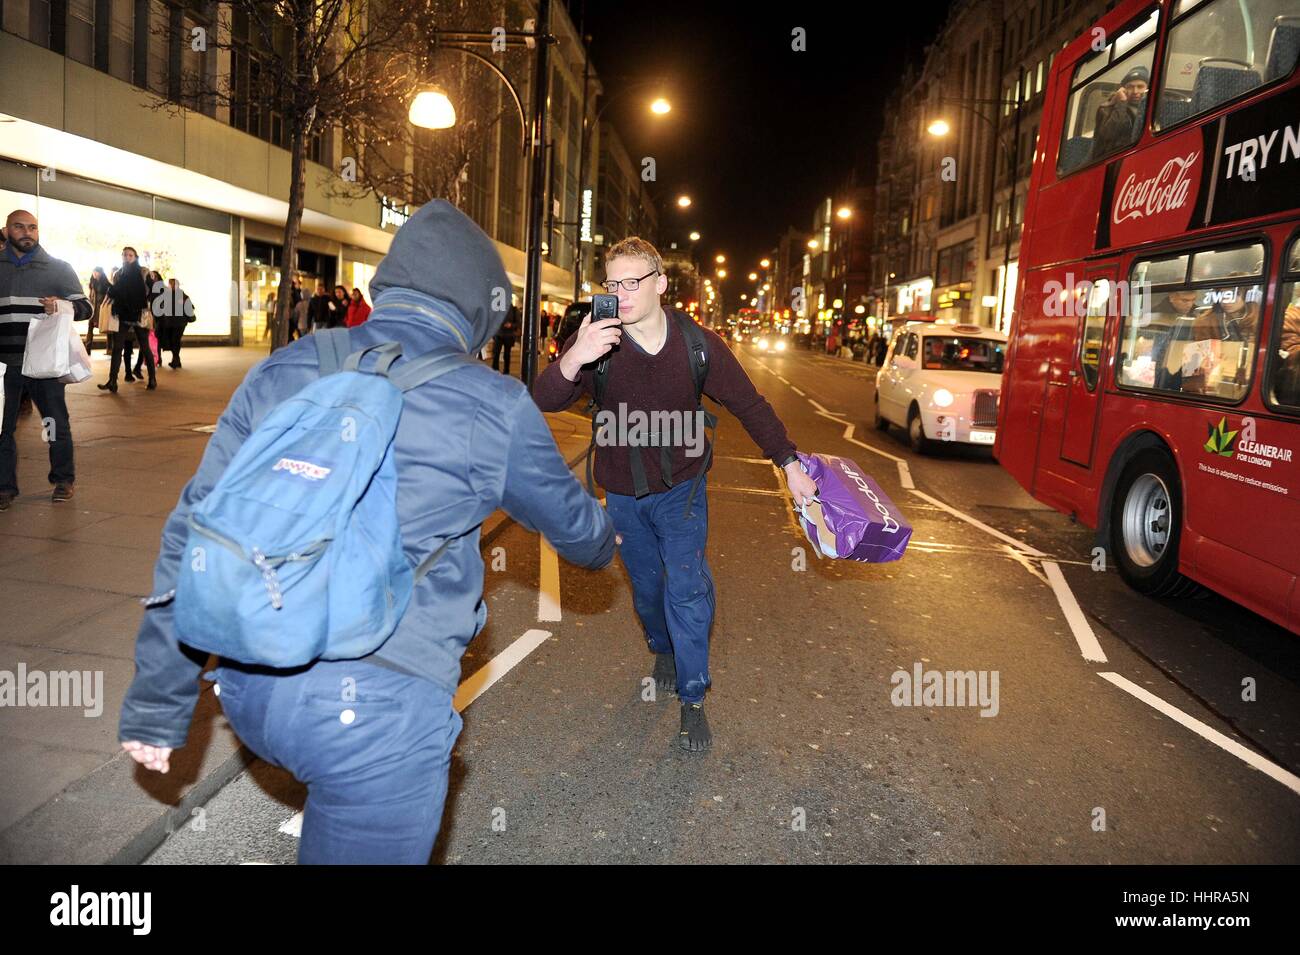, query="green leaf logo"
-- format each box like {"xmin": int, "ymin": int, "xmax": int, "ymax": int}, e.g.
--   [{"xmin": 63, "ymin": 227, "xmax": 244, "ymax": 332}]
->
[{"xmin": 1204, "ymin": 417, "xmax": 1238, "ymax": 457}]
